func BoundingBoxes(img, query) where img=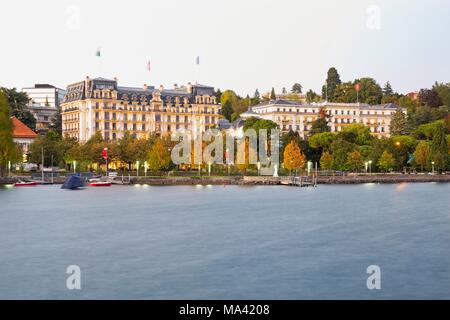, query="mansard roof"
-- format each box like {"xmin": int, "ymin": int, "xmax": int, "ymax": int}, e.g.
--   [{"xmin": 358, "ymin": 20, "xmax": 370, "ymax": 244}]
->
[{"xmin": 63, "ymin": 77, "xmax": 216, "ymax": 104}]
